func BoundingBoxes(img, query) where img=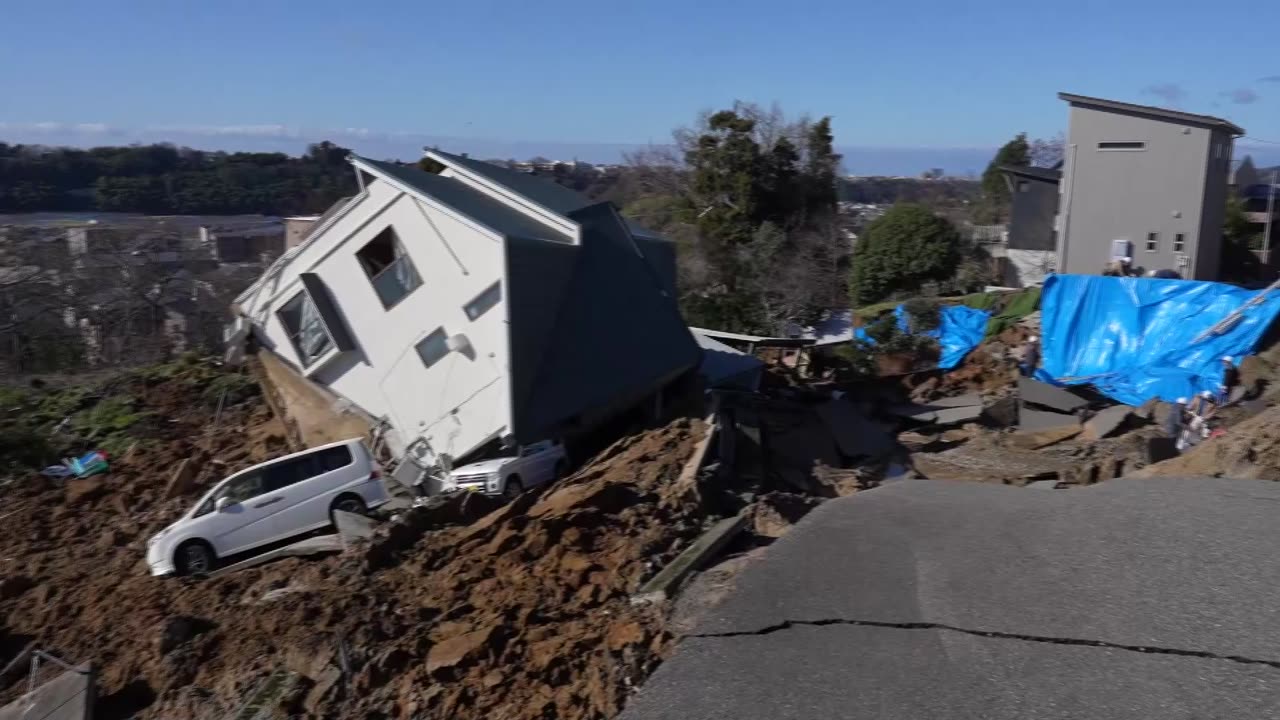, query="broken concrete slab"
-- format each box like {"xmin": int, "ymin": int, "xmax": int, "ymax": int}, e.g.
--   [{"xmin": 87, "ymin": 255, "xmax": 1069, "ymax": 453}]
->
[
  {"xmin": 211, "ymin": 535, "xmax": 343, "ymax": 577},
  {"xmin": 1082, "ymin": 405, "xmax": 1133, "ymax": 441},
  {"xmin": 816, "ymin": 400, "xmax": 894, "ymax": 459},
  {"xmin": 1018, "ymin": 377, "xmax": 1088, "ymax": 413},
  {"xmin": 887, "ymin": 403, "xmax": 938, "ymax": 423},
  {"xmin": 333, "ymin": 510, "xmax": 379, "ymax": 550},
  {"xmin": 1026, "ymin": 480, "xmax": 1062, "ymax": 489},
  {"xmin": 931, "ymin": 405, "xmax": 984, "ymax": 426},
  {"xmin": 0, "ymin": 662, "xmax": 93, "ymax": 720},
  {"xmin": 929, "ymin": 393, "xmax": 983, "ymax": 408},
  {"xmin": 1019, "ymin": 405, "xmax": 1079, "ymax": 433},
  {"xmin": 1009, "ymin": 424, "xmax": 1082, "ymax": 450},
  {"xmin": 981, "ymin": 396, "xmax": 1018, "ymax": 427},
  {"xmin": 633, "ymin": 515, "xmax": 747, "ymax": 605}
]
